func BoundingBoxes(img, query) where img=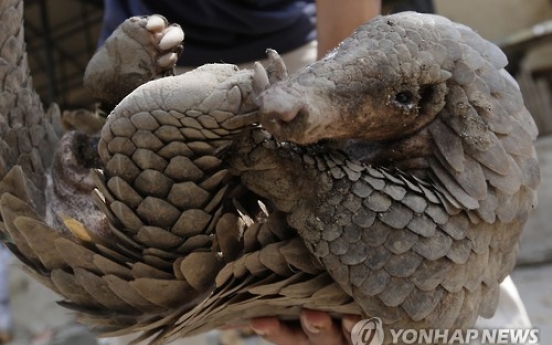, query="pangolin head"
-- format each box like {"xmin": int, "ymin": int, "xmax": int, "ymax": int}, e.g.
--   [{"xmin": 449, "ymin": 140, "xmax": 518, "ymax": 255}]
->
[
  {"xmin": 257, "ymin": 12, "xmax": 516, "ymax": 152},
  {"xmin": 256, "ymin": 11, "xmax": 540, "ymax": 214}
]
